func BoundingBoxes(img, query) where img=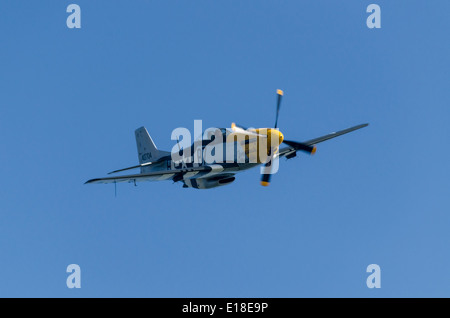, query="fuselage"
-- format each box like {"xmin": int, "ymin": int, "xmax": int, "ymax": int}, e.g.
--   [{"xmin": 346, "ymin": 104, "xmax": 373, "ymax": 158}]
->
[{"xmin": 142, "ymin": 127, "xmax": 284, "ymax": 189}]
